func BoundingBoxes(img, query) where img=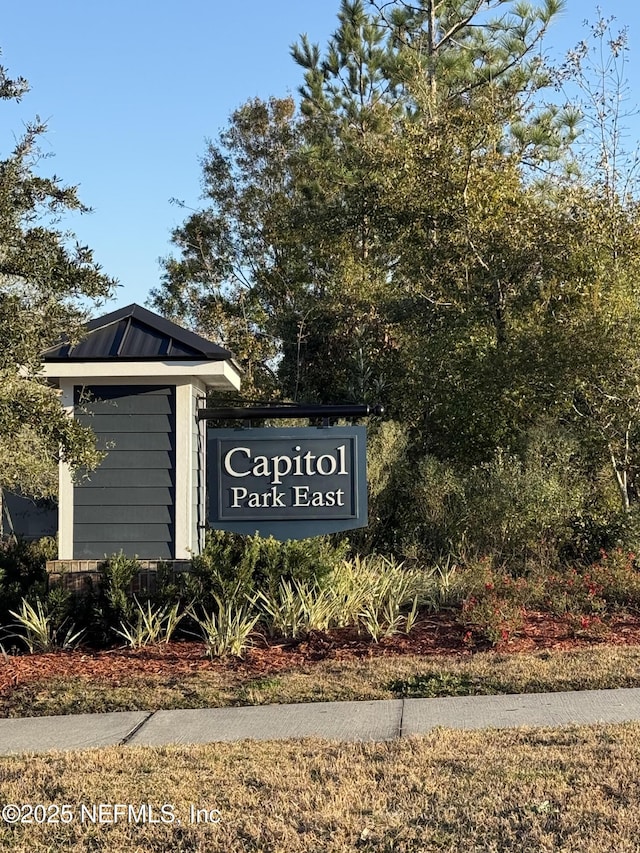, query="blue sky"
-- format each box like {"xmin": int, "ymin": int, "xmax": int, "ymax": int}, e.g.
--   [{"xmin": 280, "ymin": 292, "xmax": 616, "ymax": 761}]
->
[{"xmin": 2, "ymin": 0, "xmax": 640, "ymax": 314}]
